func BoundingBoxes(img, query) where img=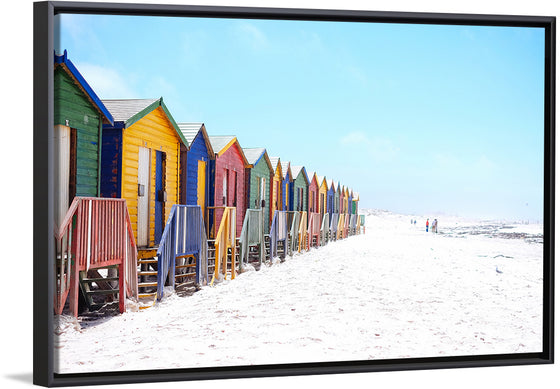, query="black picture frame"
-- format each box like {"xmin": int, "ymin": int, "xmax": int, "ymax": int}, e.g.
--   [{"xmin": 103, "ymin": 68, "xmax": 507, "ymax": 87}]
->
[{"xmin": 33, "ymin": 1, "xmax": 555, "ymax": 387}]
